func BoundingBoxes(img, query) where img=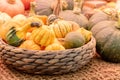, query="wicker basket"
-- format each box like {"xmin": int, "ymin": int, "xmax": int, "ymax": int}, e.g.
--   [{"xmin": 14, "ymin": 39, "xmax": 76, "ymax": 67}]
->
[{"xmin": 0, "ymin": 36, "xmax": 96, "ymax": 75}]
